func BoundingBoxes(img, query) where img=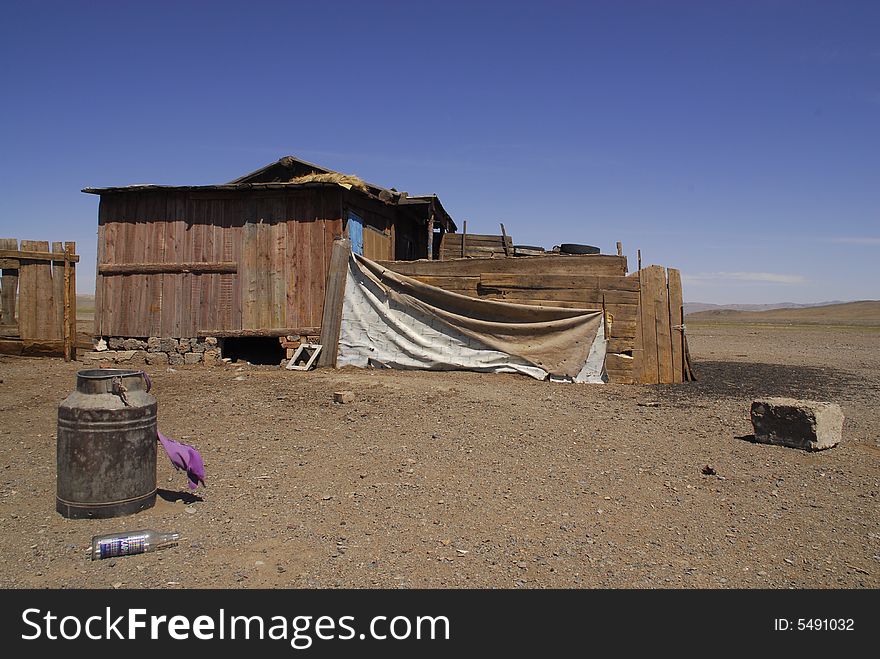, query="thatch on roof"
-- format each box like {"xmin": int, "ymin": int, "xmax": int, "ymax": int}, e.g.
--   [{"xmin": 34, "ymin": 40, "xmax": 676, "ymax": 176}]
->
[{"xmin": 289, "ymin": 172, "xmax": 369, "ymax": 193}]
